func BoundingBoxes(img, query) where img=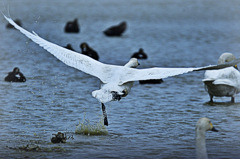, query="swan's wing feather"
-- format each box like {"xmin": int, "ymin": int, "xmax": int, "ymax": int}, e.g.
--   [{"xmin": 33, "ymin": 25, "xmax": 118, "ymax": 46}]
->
[
  {"xmin": 204, "ymin": 67, "xmax": 240, "ymax": 80},
  {"xmin": 213, "ymin": 79, "xmax": 236, "ymax": 87},
  {"xmin": 119, "ymin": 62, "xmax": 240, "ymax": 85},
  {"xmin": 203, "ymin": 67, "xmax": 240, "ymax": 87},
  {"xmin": 195, "ymin": 58, "xmax": 240, "ymax": 71},
  {"xmin": 119, "ymin": 67, "xmax": 199, "ymax": 84},
  {"xmin": 4, "ymin": 15, "xmax": 113, "ymax": 83}
]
